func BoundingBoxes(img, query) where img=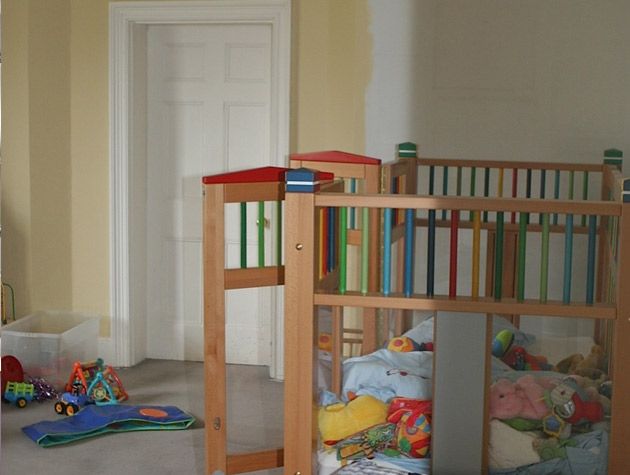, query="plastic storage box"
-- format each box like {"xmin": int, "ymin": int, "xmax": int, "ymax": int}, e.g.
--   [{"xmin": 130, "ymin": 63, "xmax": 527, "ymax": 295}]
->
[{"xmin": 1, "ymin": 311, "xmax": 100, "ymax": 389}]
